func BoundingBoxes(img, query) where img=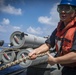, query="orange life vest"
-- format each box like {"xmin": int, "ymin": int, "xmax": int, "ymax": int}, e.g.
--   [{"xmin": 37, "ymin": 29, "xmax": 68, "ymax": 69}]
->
[{"xmin": 55, "ymin": 17, "xmax": 76, "ymax": 67}]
